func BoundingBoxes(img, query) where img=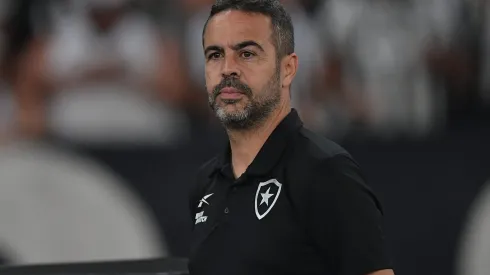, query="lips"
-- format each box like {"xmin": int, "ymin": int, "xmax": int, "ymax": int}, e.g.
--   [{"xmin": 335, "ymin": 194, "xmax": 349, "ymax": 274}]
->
[
  {"xmin": 220, "ymin": 87, "xmax": 241, "ymax": 94},
  {"xmin": 212, "ymin": 77, "xmax": 252, "ymax": 101},
  {"xmin": 218, "ymin": 87, "xmax": 244, "ymax": 99}
]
